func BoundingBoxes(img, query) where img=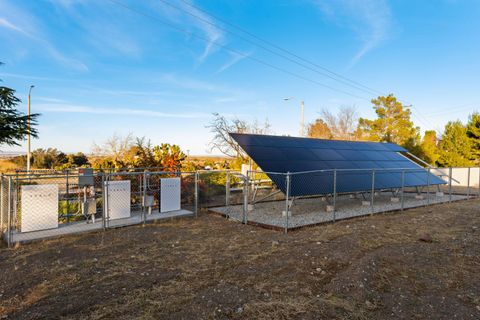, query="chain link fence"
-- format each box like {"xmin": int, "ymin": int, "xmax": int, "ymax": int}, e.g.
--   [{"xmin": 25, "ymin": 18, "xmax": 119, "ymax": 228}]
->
[
  {"xmin": 208, "ymin": 166, "xmax": 479, "ymax": 233},
  {"xmin": 1, "ymin": 166, "xmax": 479, "ymax": 244},
  {"xmin": 0, "ymin": 169, "xmax": 202, "ymax": 246}
]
